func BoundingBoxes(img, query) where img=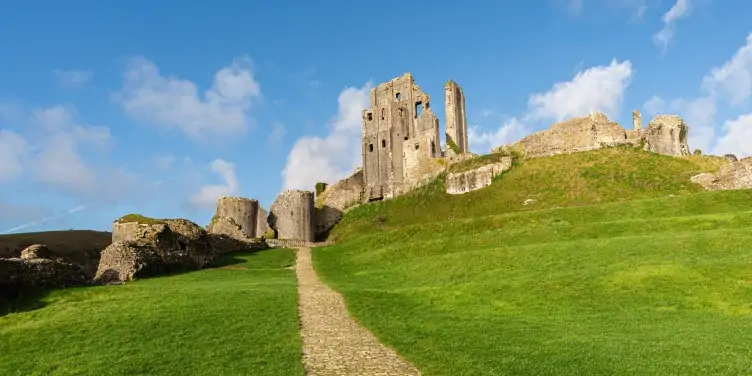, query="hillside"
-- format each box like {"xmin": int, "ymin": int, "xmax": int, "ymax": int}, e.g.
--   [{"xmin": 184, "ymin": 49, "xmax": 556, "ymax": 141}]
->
[
  {"xmin": 313, "ymin": 148, "xmax": 752, "ymax": 375},
  {"xmin": 0, "ymin": 230, "xmax": 111, "ymax": 276},
  {"xmin": 329, "ymin": 147, "xmax": 728, "ymax": 240}
]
